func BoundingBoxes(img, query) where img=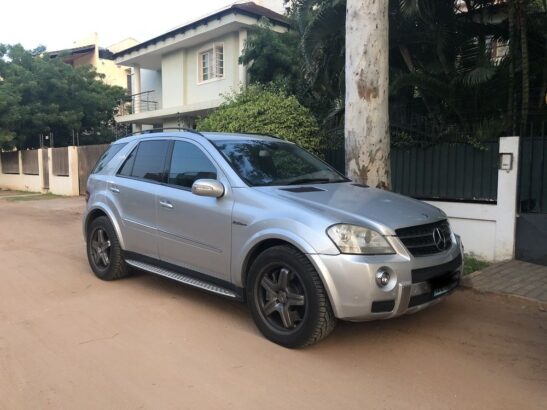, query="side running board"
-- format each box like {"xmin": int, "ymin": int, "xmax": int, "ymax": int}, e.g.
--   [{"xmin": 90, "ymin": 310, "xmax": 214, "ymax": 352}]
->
[{"xmin": 126, "ymin": 259, "xmax": 239, "ymax": 299}]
